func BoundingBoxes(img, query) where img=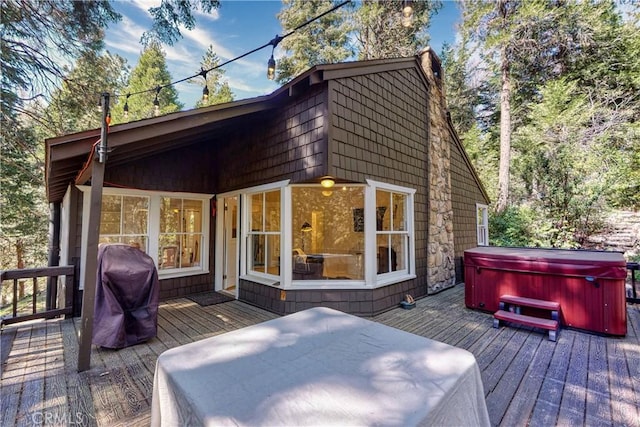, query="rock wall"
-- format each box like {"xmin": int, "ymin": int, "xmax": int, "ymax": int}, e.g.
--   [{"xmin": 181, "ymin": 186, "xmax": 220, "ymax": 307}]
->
[{"xmin": 420, "ymin": 48, "xmax": 456, "ymax": 293}]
